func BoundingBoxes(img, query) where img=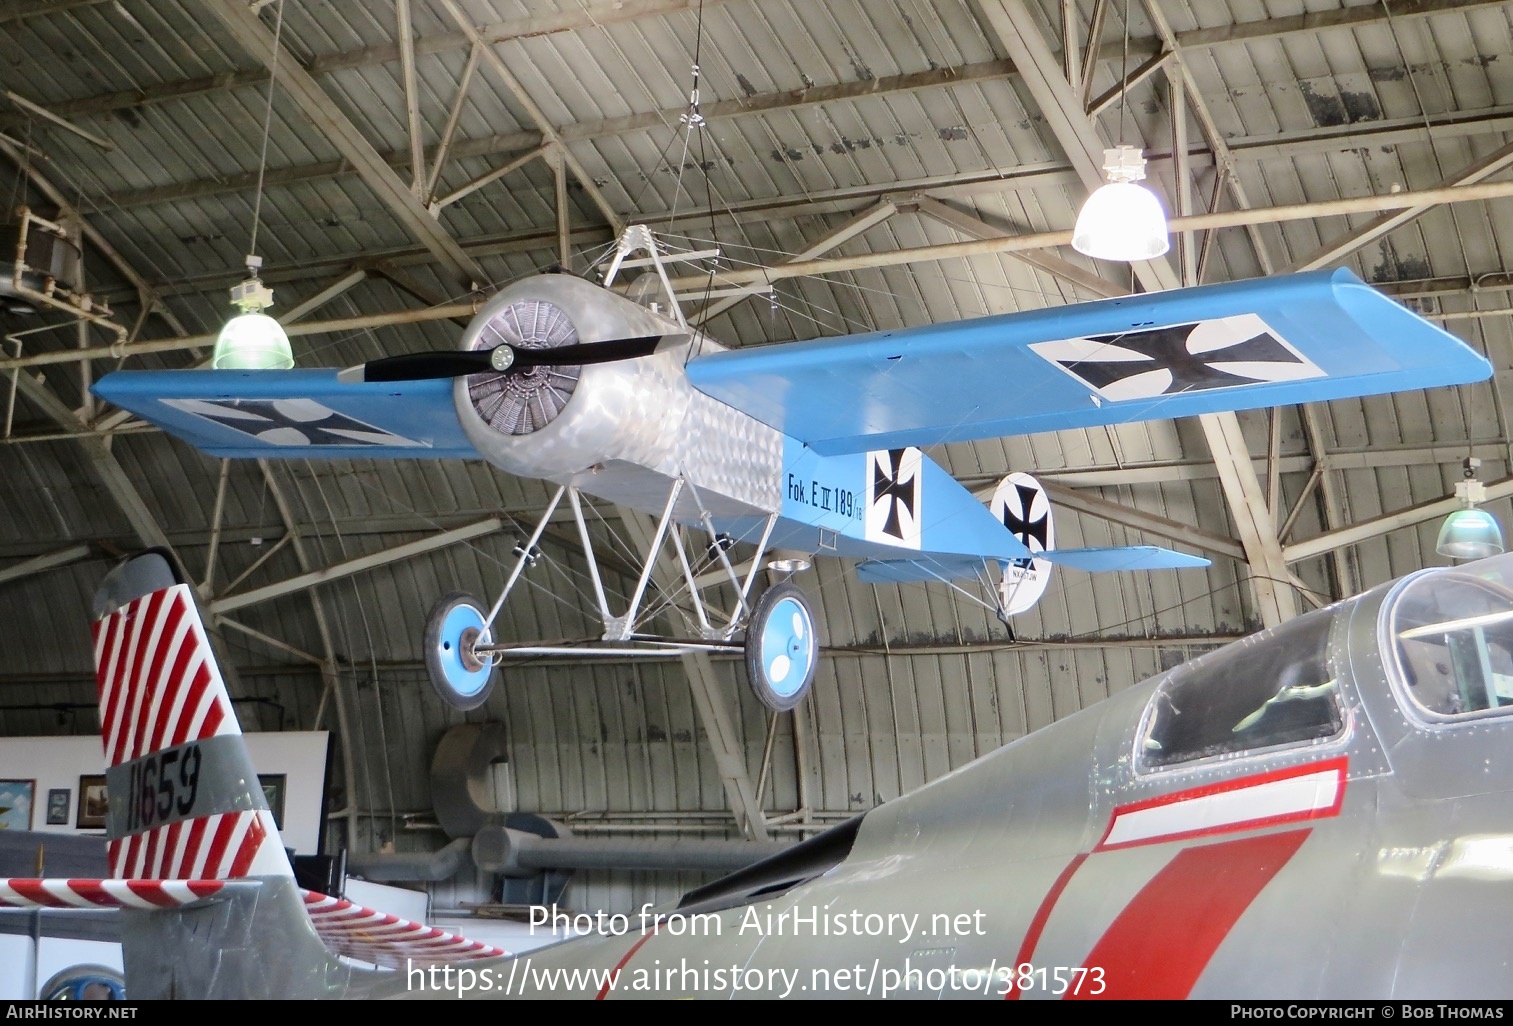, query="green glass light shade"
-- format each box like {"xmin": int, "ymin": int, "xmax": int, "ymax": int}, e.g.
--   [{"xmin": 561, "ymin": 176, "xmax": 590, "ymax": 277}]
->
[
  {"xmin": 212, "ymin": 311, "xmax": 293, "ymax": 370},
  {"xmin": 1436, "ymin": 507, "xmax": 1505, "ymax": 560}
]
